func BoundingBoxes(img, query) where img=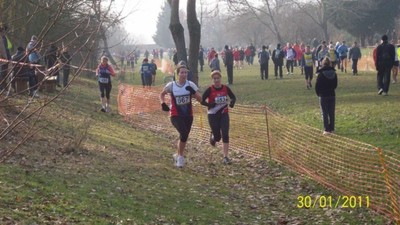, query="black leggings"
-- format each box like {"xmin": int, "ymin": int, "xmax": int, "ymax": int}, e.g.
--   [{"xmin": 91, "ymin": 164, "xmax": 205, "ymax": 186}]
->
[
  {"xmin": 99, "ymin": 83, "xmax": 112, "ymax": 99},
  {"xmin": 171, "ymin": 116, "xmax": 193, "ymax": 142},
  {"xmin": 208, "ymin": 113, "xmax": 230, "ymax": 143}
]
